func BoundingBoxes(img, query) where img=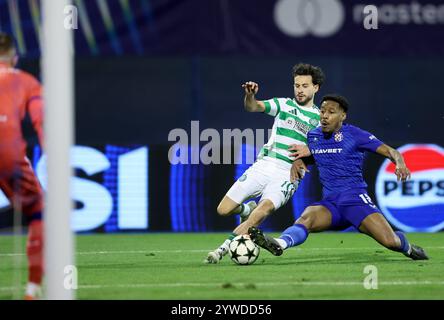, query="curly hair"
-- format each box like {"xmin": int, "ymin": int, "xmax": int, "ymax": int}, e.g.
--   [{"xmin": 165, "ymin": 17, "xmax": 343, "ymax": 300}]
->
[
  {"xmin": 321, "ymin": 94, "xmax": 349, "ymax": 112},
  {"xmin": 292, "ymin": 63, "xmax": 325, "ymax": 88}
]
